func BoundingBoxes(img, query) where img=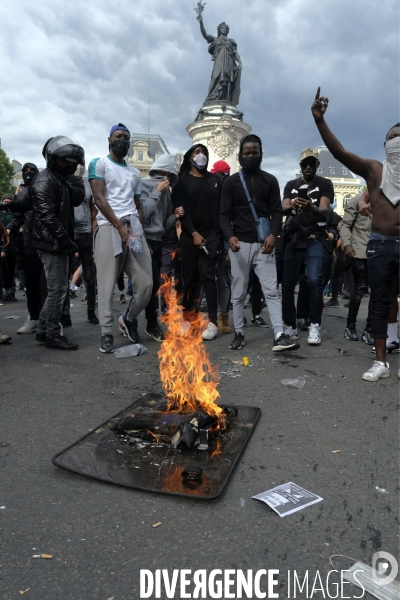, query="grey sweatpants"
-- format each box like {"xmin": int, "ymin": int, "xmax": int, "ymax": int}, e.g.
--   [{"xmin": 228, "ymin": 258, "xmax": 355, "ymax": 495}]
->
[
  {"xmin": 94, "ymin": 225, "xmax": 153, "ymax": 335},
  {"xmin": 229, "ymin": 242, "xmax": 283, "ymax": 335}
]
